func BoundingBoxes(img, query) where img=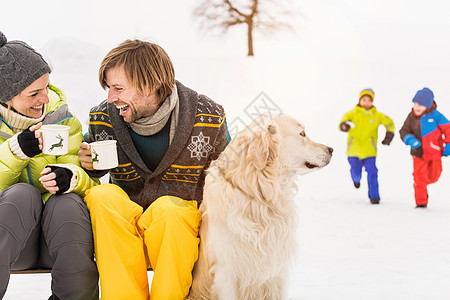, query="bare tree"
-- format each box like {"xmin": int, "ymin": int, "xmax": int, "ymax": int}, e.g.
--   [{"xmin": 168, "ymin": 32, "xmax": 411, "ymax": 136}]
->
[{"xmin": 193, "ymin": 0, "xmax": 294, "ymax": 56}]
